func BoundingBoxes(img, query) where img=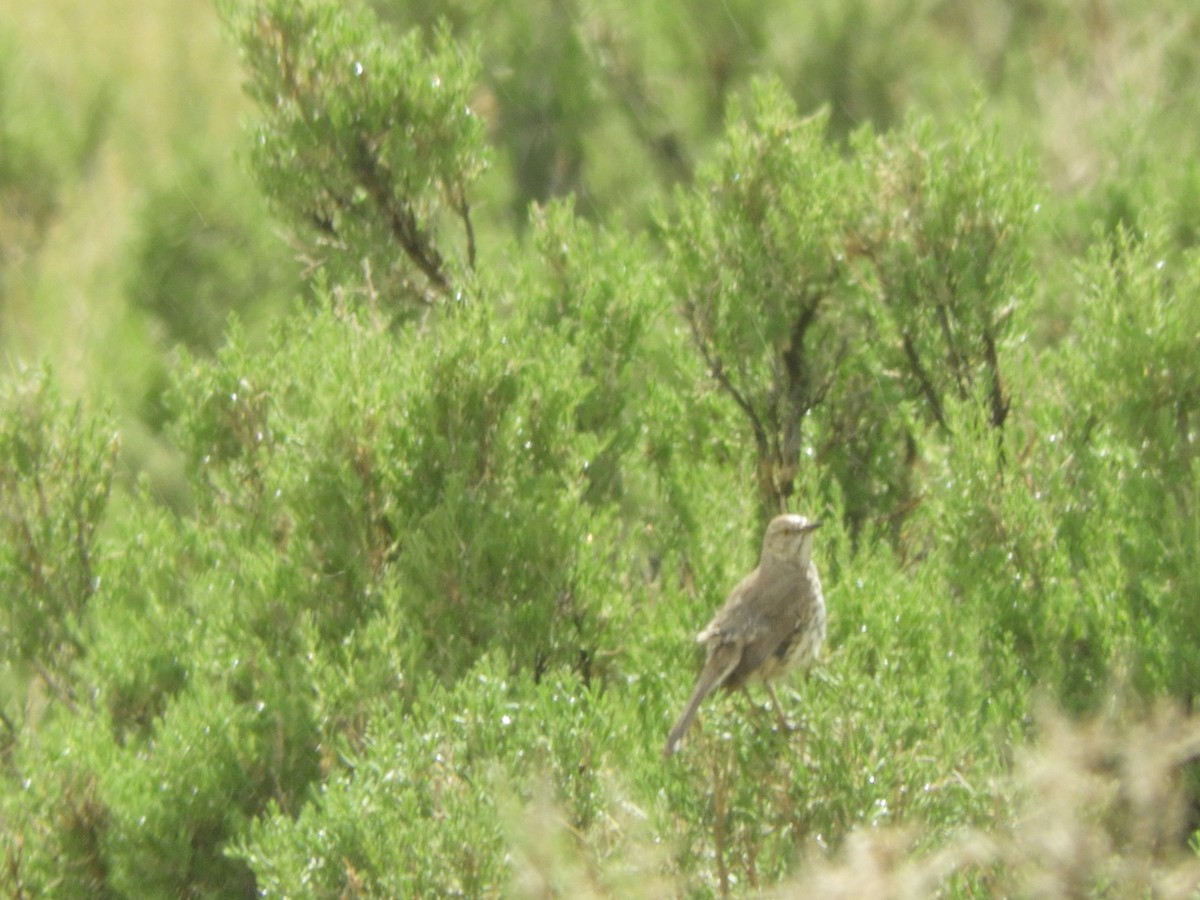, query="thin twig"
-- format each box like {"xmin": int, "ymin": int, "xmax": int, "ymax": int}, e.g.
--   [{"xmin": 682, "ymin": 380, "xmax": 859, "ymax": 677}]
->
[
  {"xmin": 453, "ymin": 181, "xmax": 477, "ymax": 272},
  {"xmin": 684, "ymin": 295, "xmax": 770, "ymax": 460}
]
